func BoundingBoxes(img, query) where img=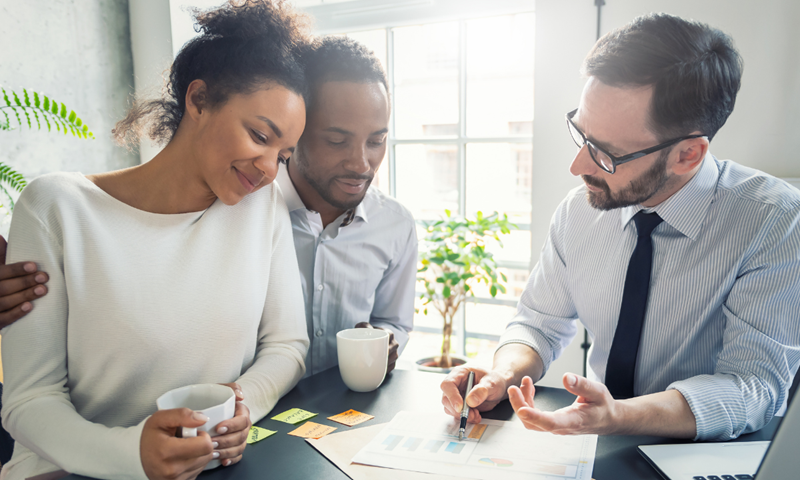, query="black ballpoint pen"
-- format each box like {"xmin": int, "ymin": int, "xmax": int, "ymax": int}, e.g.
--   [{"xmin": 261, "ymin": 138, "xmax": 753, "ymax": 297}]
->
[{"xmin": 458, "ymin": 371, "xmax": 475, "ymax": 441}]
